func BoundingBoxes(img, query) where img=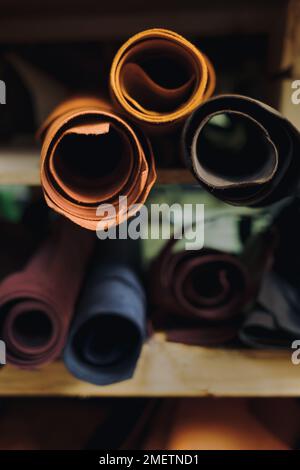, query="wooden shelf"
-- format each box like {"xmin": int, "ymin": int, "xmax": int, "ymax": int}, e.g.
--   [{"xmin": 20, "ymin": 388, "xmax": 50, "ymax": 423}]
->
[
  {"xmin": 0, "ymin": 147, "xmax": 195, "ymax": 186},
  {"xmin": 0, "ymin": 335, "xmax": 298, "ymax": 397}
]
